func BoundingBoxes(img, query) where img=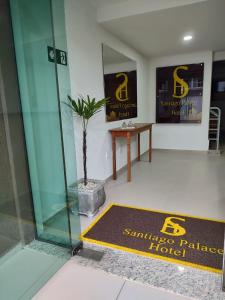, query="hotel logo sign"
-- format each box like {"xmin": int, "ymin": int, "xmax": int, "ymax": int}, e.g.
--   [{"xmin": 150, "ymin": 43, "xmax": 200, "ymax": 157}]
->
[
  {"xmin": 156, "ymin": 63, "xmax": 204, "ymax": 124},
  {"xmin": 104, "ymin": 70, "xmax": 137, "ymax": 122},
  {"xmin": 160, "ymin": 216, "xmax": 186, "ymax": 237}
]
